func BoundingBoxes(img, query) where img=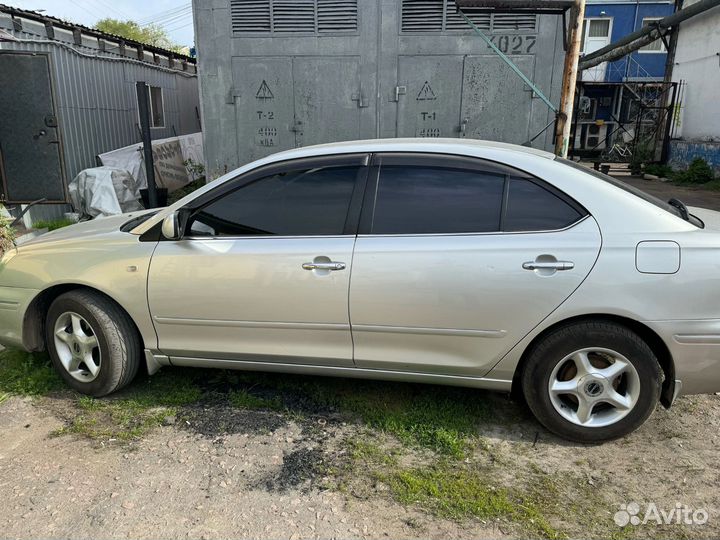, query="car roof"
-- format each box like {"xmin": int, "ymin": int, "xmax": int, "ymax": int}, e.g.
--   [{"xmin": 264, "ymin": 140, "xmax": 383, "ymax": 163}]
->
[{"xmin": 261, "ymin": 138, "xmax": 557, "ymax": 163}]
